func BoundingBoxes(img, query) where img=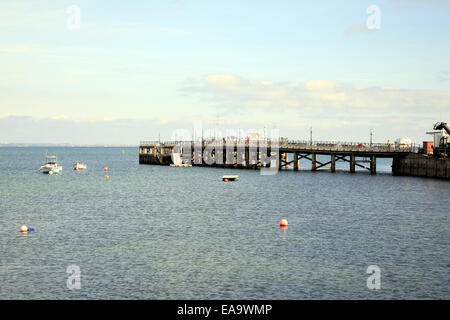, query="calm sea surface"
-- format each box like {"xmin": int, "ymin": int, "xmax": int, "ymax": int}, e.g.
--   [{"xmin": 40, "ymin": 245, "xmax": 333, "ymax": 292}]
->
[{"xmin": 0, "ymin": 147, "xmax": 449, "ymax": 299}]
